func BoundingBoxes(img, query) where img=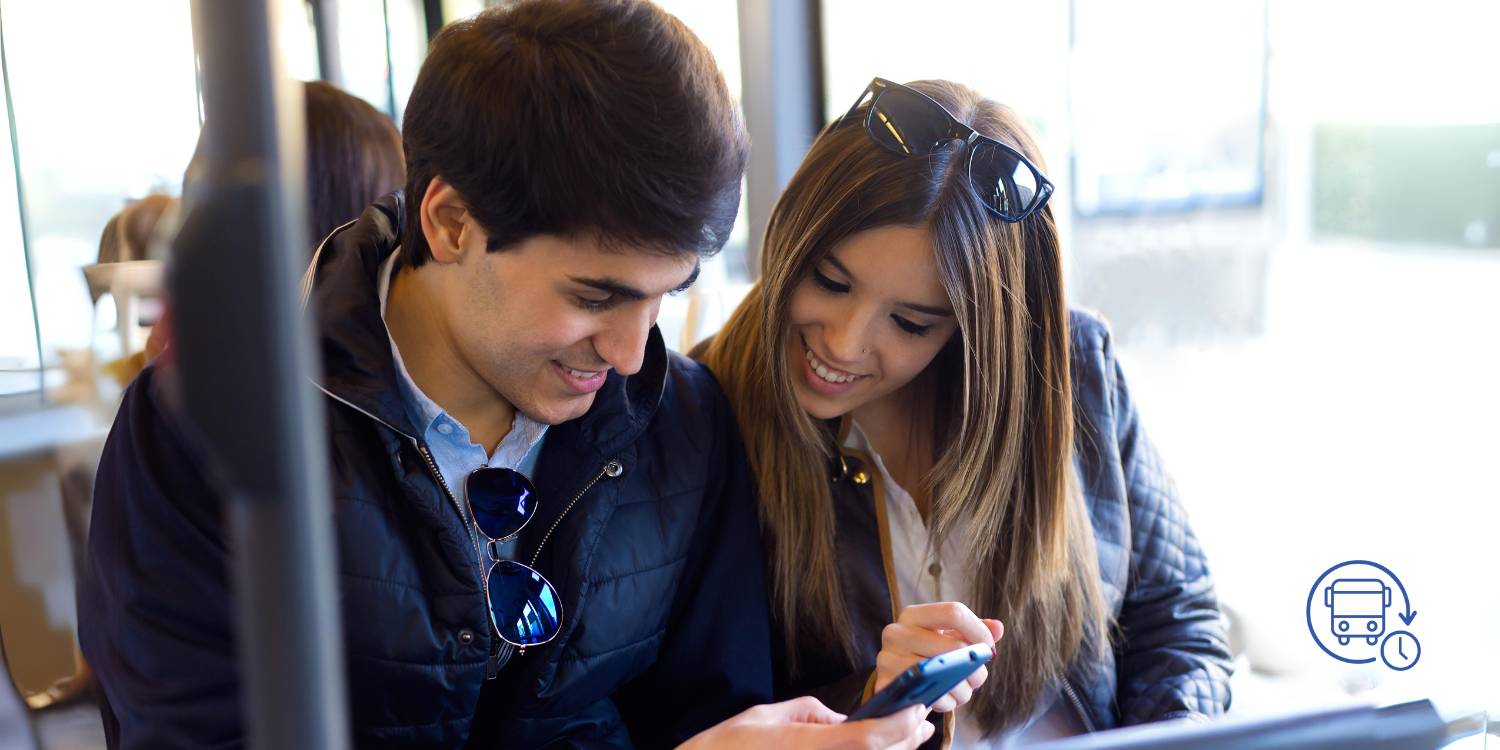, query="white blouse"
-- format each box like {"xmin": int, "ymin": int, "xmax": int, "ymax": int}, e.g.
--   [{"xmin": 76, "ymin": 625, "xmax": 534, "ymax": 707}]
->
[{"xmin": 844, "ymin": 421, "xmax": 1085, "ymax": 748}]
